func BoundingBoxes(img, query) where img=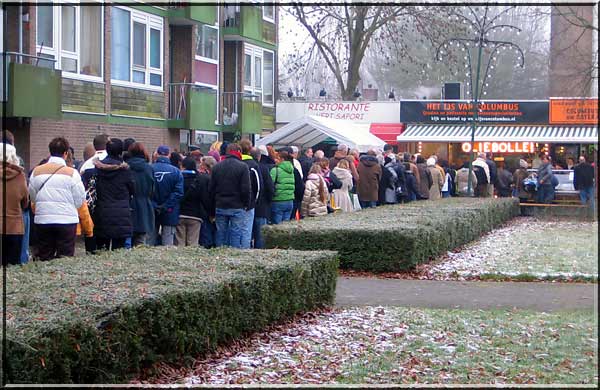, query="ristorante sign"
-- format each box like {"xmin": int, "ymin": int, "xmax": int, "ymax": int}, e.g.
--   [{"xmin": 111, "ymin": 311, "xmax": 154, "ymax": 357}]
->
[{"xmin": 400, "ymin": 100, "xmax": 549, "ymax": 124}]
